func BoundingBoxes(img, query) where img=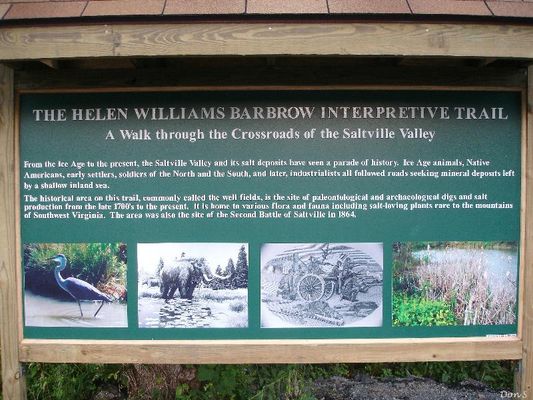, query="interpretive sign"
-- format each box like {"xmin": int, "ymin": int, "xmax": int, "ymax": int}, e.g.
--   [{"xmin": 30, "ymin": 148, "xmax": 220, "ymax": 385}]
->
[{"xmin": 19, "ymin": 89, "xmax": 521, "ymax": 340}]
